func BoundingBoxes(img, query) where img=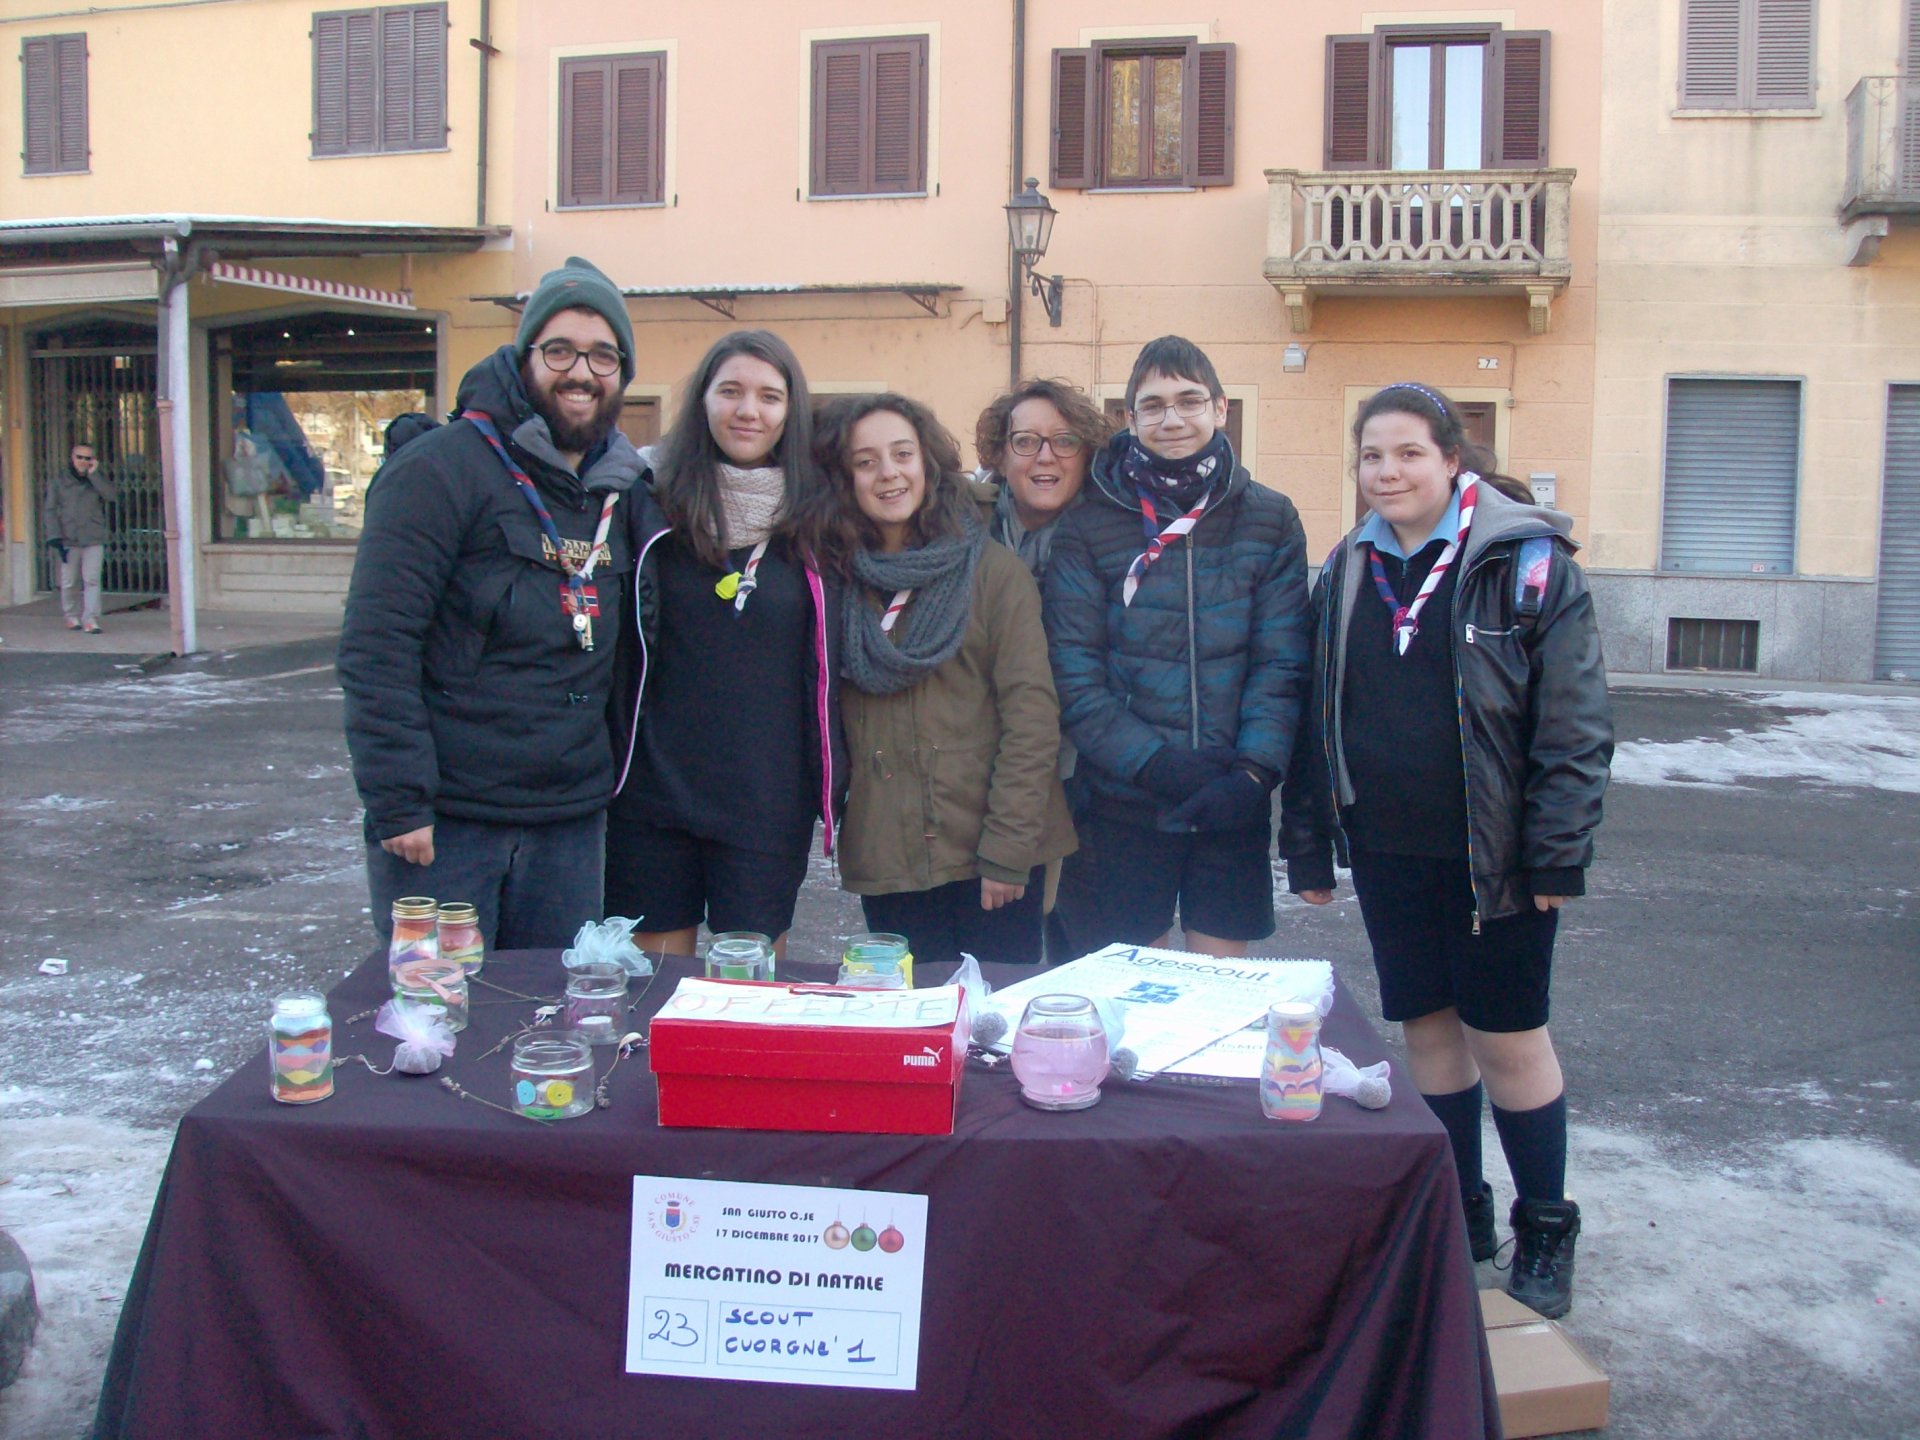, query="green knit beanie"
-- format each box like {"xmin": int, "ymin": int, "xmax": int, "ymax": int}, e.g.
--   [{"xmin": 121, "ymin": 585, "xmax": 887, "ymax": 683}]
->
[{"xmin": 514, "ymin": 255, "xmax": 635, "ymax": 385}]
